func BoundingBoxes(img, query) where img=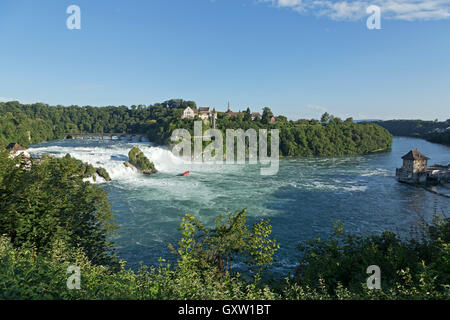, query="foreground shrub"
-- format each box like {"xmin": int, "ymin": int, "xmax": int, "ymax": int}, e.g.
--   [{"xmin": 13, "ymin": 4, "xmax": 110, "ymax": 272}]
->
[
  {"xmin": 0, "ymin": 152, "xmax": 118, "ymax": 266},
  {"xmin": 290, "ymin": 217, "xmax": 450, "ymax": 299}
]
